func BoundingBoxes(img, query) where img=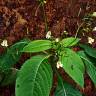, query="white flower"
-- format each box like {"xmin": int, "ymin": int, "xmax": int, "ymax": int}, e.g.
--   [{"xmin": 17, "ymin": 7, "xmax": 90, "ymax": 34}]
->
[
  {"xmin": 56, "ymin": 61, "xmax": 63, "ymax": 69},
  {"xmin": 92, "ymin": 12, "xmax": 96, "ymax": 17},
  {"xmin": 64, "ymin": 30, "xmax": 68, "ymax": 35},
  {"xmin": 43, "ymin": 0, "xmax": 47, "ymax": 4},
  {"xmin": 93, "ymin": 27, "xmax": 96, "ymax": 31},
  {"xmin": 64, "ymin": 30, "xmax": 67, "ymax": 33},
  {"xmin": 1, "ymin": 39, "xmax": 8, "ymax": 47},
  {"xmin": 46, "ymin": 31, "xmax": 51, "ymax": 39},
  {"xmin": 88, "ymin": 37, "xmax": 94, "ymax": 44},
  {"xmin": 55, "ymin": 38, "xmax": 59, "ymax": 42}
]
